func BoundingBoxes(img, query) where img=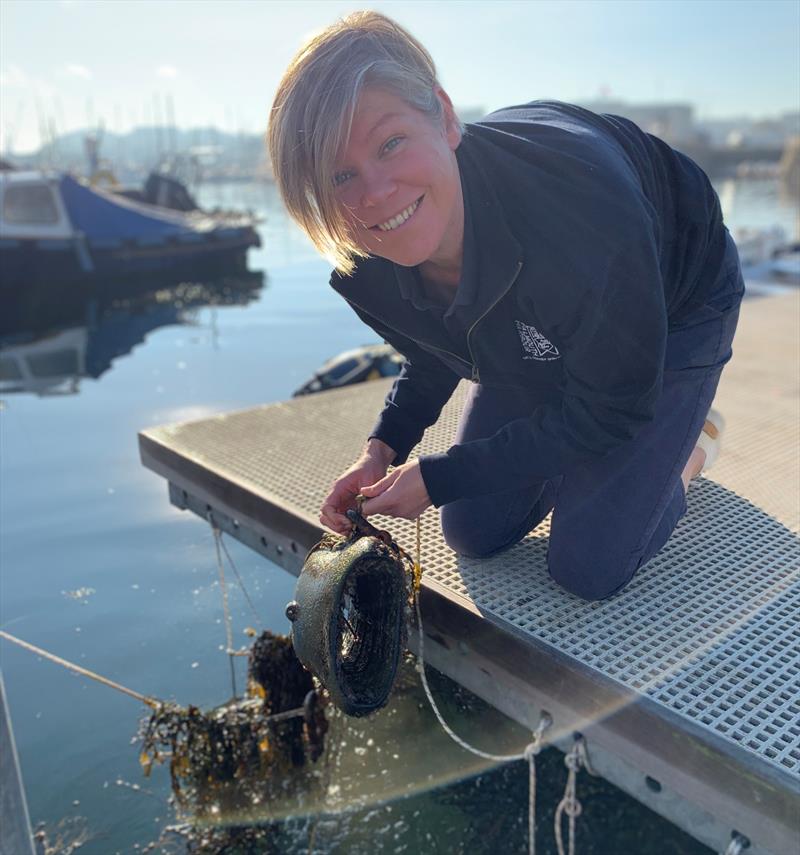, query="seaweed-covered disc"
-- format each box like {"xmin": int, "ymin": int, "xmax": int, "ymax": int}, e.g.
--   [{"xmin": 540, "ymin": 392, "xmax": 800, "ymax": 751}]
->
[{"xmin": 288, "ymin": 519, "xmax": 411, "ymax": 717}]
